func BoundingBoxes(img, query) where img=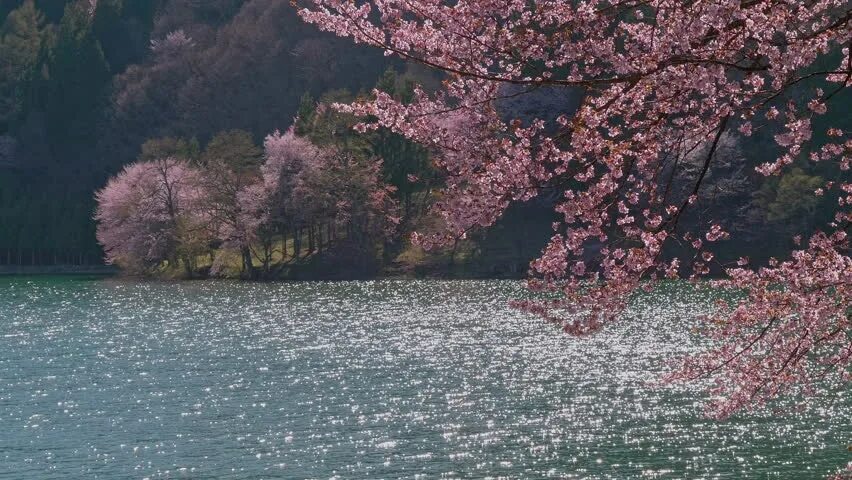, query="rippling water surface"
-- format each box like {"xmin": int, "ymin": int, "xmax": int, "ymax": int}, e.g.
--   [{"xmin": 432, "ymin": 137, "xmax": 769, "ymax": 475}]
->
[{"xmin": 0, "ymin": 277, "xmax": 848, "ymax": 479}]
